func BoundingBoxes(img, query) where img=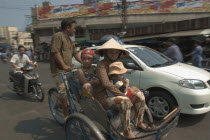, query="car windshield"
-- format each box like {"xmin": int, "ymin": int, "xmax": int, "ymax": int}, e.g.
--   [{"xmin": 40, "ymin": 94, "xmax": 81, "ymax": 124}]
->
[{"xmin": 127, "ymin": 47, "xmax": 177, "ymax": 67}]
